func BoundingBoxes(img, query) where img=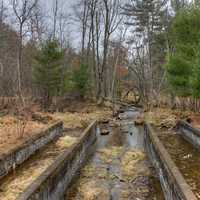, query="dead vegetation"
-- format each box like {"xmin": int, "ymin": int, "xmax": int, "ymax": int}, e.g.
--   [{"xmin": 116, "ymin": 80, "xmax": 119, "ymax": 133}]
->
[
  {"xmin": 0, "ymin": 101, "xmax": 111, "ymax": 156},
  {"xmin": 0, "ymin": 115, "xmax": 52, "ymax": 155},
  {"xmin": 66, "ymin": 146, "xmax": 151, "ymax": 200},
  {"xmin": 52, "ymin": 102, "xmax": 112, "ymax": 129},
  {"xmin": 145, "ymin": 107, "xmax": 200, "ymax": 129},
  {"xmin": 0, "ymin": 135, "xmax": 78, "ymax": 200},
  {"xmin": 122, "ymin": 150, "xmax": 147, "ymax": 182}
]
